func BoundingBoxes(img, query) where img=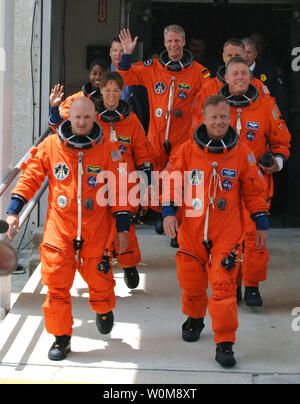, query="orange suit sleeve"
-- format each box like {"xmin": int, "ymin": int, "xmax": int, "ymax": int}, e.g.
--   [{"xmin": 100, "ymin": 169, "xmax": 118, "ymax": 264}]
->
[
  {"xmin": 238, "ymin": 143, "xmax": 269, "ymax": 216},
  {"xmin": 11, "ymin": 139, "xmax": 50, "ymax": 202},
  {"xmin": 130, "ymin": 114, "xmax": 153, "ymax": 168},
  {"xmin": 117, "ymin": 60, "xmax": 149, "ymax": 87},
  {"xmin": 263, "ymin": 99, "xmax": 291, "ymax": 161}
]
